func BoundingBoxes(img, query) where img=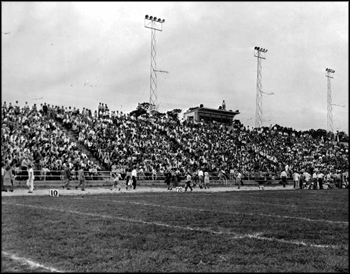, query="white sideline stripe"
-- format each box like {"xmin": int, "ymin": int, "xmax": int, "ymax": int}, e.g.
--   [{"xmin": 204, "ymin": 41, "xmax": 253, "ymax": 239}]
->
[
  {"xmin": 88, "ymin": 198, "xmax": 349, "ymax": 225},
  {"xmin": 2, "ymin": 251, "xmax": 62, "ymax": 272},
  {"xmin": 2, "ymin": 202, "xmax": 346, "ymax": 250}
]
